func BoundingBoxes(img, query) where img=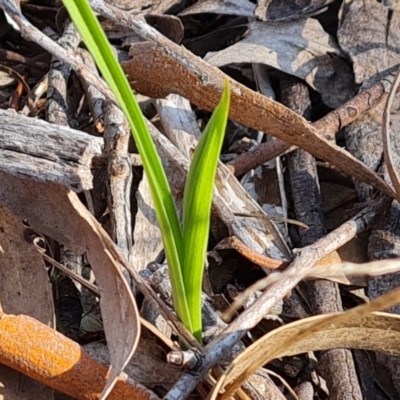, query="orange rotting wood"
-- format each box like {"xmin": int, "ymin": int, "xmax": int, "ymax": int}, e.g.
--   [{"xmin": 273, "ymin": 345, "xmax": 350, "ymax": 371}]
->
[{"xmin": 0, "ymin": 312, "xmax": 160, "ymax": 400}]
